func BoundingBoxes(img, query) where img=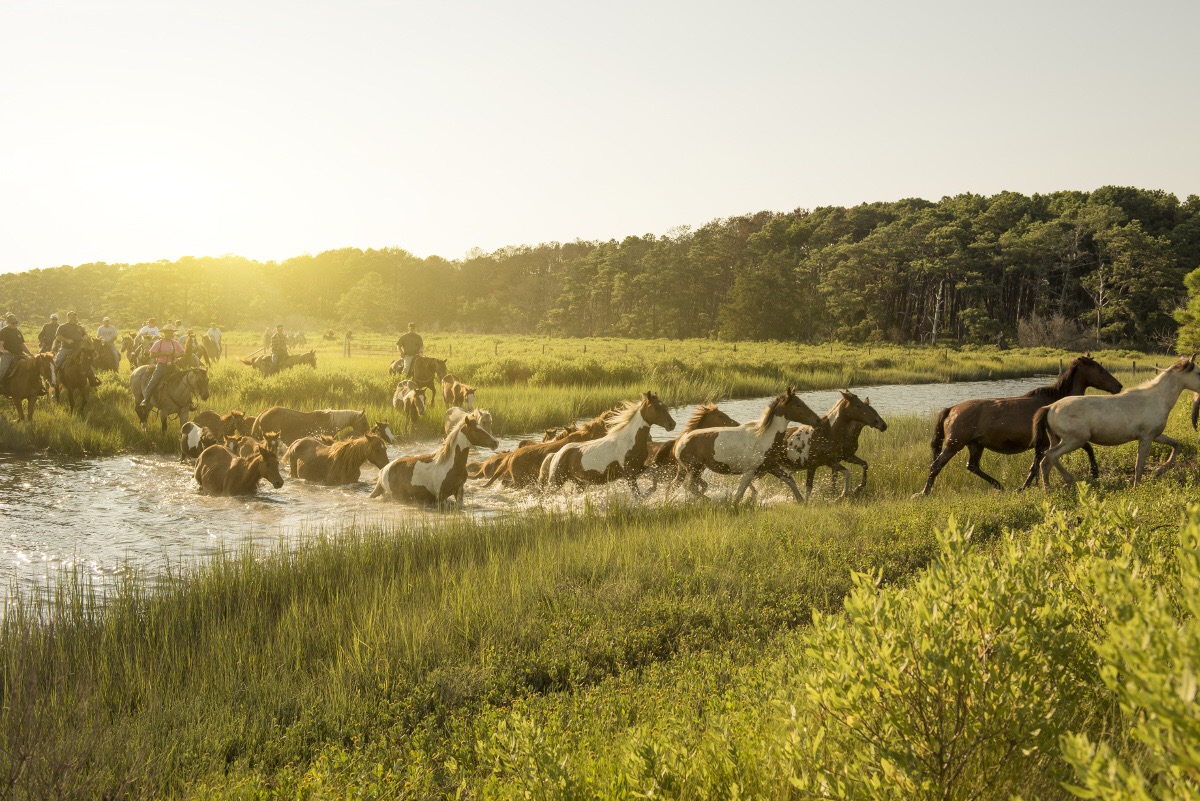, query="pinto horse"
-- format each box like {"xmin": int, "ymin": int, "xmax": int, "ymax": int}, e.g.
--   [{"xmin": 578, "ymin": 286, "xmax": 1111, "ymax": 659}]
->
[
  {"xmin": 393, "ymin": 384, "xmax": 427, "ymax": 427},
  {"xmin": 370, "ymin": 411, "xmax": 498, "ymax": 507},
  {"xmin": 440, "ymin": 374, "xmax": 476, "ymax": 410},
  {"xmin": 540, "ymin": 392, "xmax": 676, "ymax": 497},
  {"xmin": 917, "ymin": 354, "xmax": 1122, "ymax": 495},
  {"xmin": 644, "ymin": 403, "xmax": 740, "ymax": 492},
  {"xmin": 180, "ymin": 421, "xmax": 223, "ymax": 461},
  {"xmin": 194, "ymin": 442, "xmax": 285, "ymax": 495},
  {"xmin": 772, "ymin": 392, "xmax": 888, "ymax": 499},
  {"xmin": 445, "ymin": 406, "xmax": 492, "ymax": 436},
  {"xmin": 673, "ymin": 387, "xmax": 821, "ymax": 503},
  {"xmin": 284, "ymin": 433, "xmax": 390, "ymax": 485},
  {"xmin": 1034, "ymin": 355, "xmax": 1200, "ymax": 488},
  {"xmin": 2, "ymin": 353, "xmax": 54, "ymax": 422}
]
